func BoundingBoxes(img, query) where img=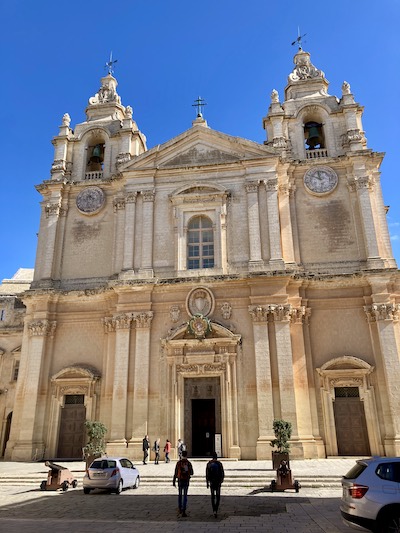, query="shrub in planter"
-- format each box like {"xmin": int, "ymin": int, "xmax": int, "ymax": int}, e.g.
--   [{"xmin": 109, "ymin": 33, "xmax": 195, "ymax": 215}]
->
[
  {"xmin": 270, "ymin": 419, "xmax": 292, "ymax": 469},
  {"xmin": 82, "ymin": 421, "xmax": 107, "ymax": 467}
]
